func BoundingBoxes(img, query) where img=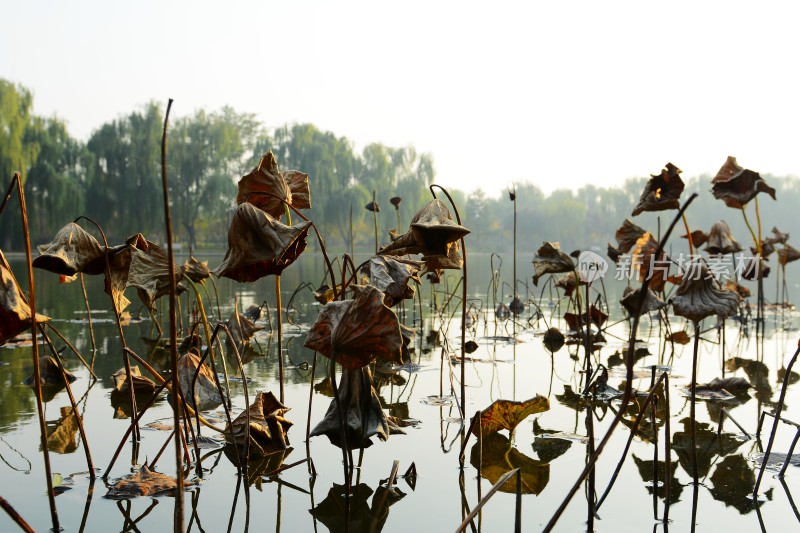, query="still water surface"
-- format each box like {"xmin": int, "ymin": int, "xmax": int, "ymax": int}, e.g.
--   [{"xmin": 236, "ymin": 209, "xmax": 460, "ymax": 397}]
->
[{"xmin": 1, "ymin": 252, "xmax": 799, "ymax": 532}]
